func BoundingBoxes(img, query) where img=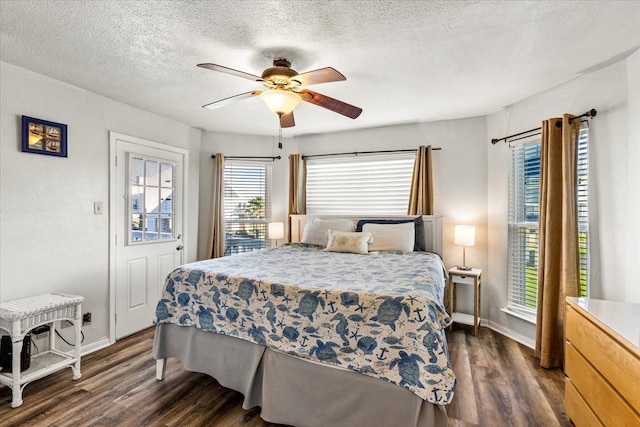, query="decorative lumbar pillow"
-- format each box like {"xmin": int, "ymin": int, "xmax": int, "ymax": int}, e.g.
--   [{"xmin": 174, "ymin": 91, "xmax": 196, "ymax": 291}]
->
[
  {"xmin": 362, "ymin": 222, "xmax": 415, "ymax": 252},
  {"xmin": 356, "ymin": 217, "xmax": 425, "ymax": 251},
  {"xmin": 324, "ymin": 230, "xmax": 373, "ymax": 254},
  {"xmin": 301, "ymin": 218, "xmax": 356, "ymax": 247}
]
